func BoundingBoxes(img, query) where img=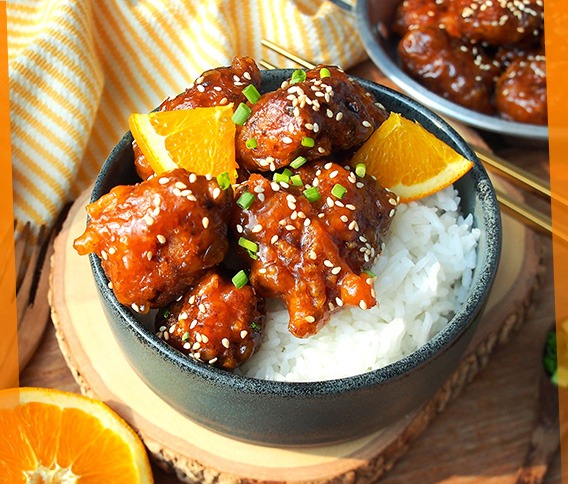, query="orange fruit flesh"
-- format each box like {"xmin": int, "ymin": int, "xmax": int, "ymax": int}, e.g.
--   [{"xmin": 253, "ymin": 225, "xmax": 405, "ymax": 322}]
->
[
  {"xmin": 351, "ymin": 112, "xmax": 474, "ymax": 203},
  {"xmin": 129, "ymin": 104, "xmax": 238, "ymax": 182},
  {"xmin": 0, "ymin": 387, "xmax": 153, "ymax": 483}
]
